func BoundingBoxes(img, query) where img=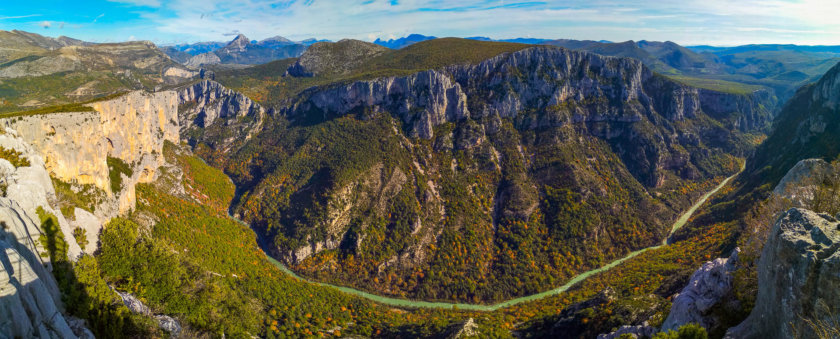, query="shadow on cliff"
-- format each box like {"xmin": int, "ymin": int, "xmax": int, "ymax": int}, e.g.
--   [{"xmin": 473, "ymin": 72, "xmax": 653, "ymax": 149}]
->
[{"xmin": 0, "ymin": 215, "xmax": 151, "ymax": 337}]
